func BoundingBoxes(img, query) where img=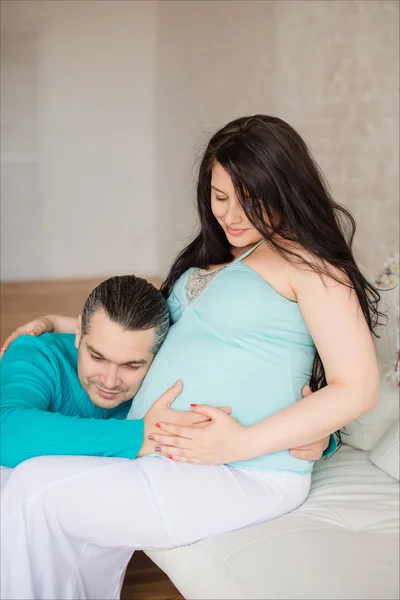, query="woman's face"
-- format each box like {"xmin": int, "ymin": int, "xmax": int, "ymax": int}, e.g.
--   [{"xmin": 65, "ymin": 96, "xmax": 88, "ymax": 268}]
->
[{"xmin": 210, "ymin": 162, "xmax": 263, "ymax": 250}]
